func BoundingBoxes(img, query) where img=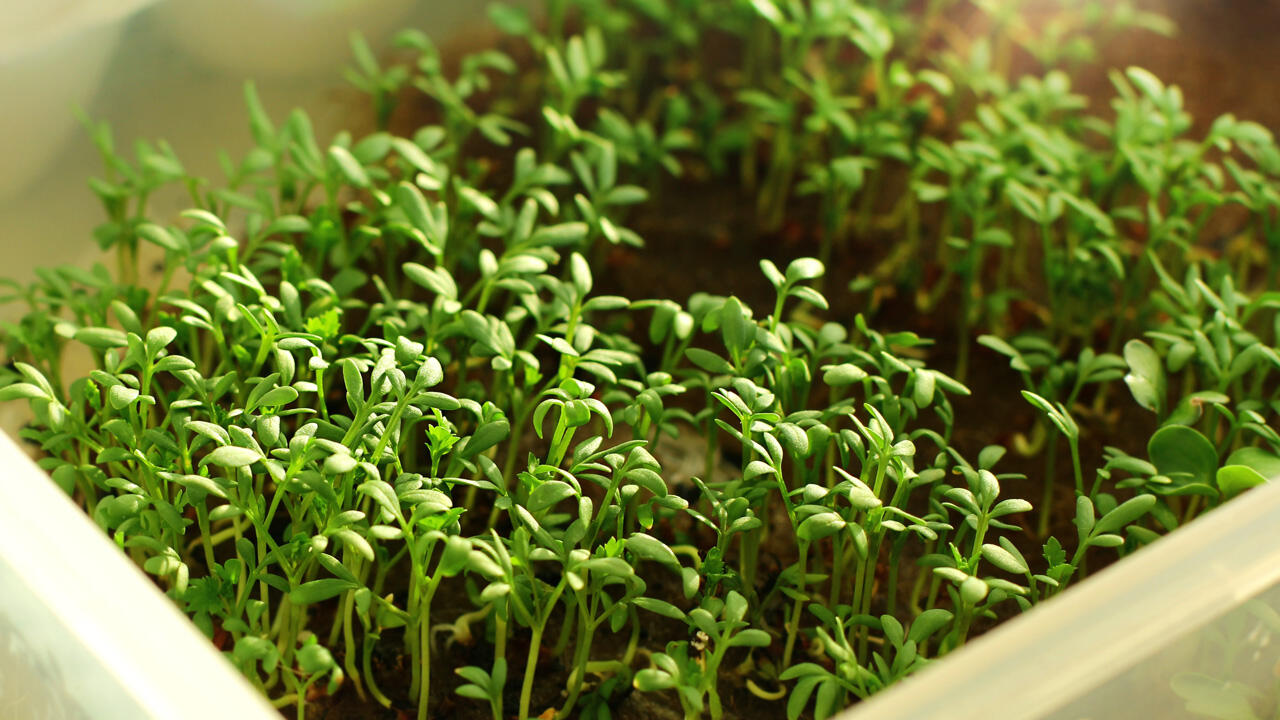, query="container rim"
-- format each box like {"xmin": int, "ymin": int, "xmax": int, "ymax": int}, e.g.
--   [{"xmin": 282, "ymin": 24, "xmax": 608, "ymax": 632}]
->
[
  {"xmin": 0, "ymin": 0, "xmax": 159, "ymax": 63},
  {"xmin": 841, "ymin": 478, "xmax": 1280, "ymax": 720},
  {"xmin": 0, "ymin": 430, "xmax": 277, "ymax": 719}
]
